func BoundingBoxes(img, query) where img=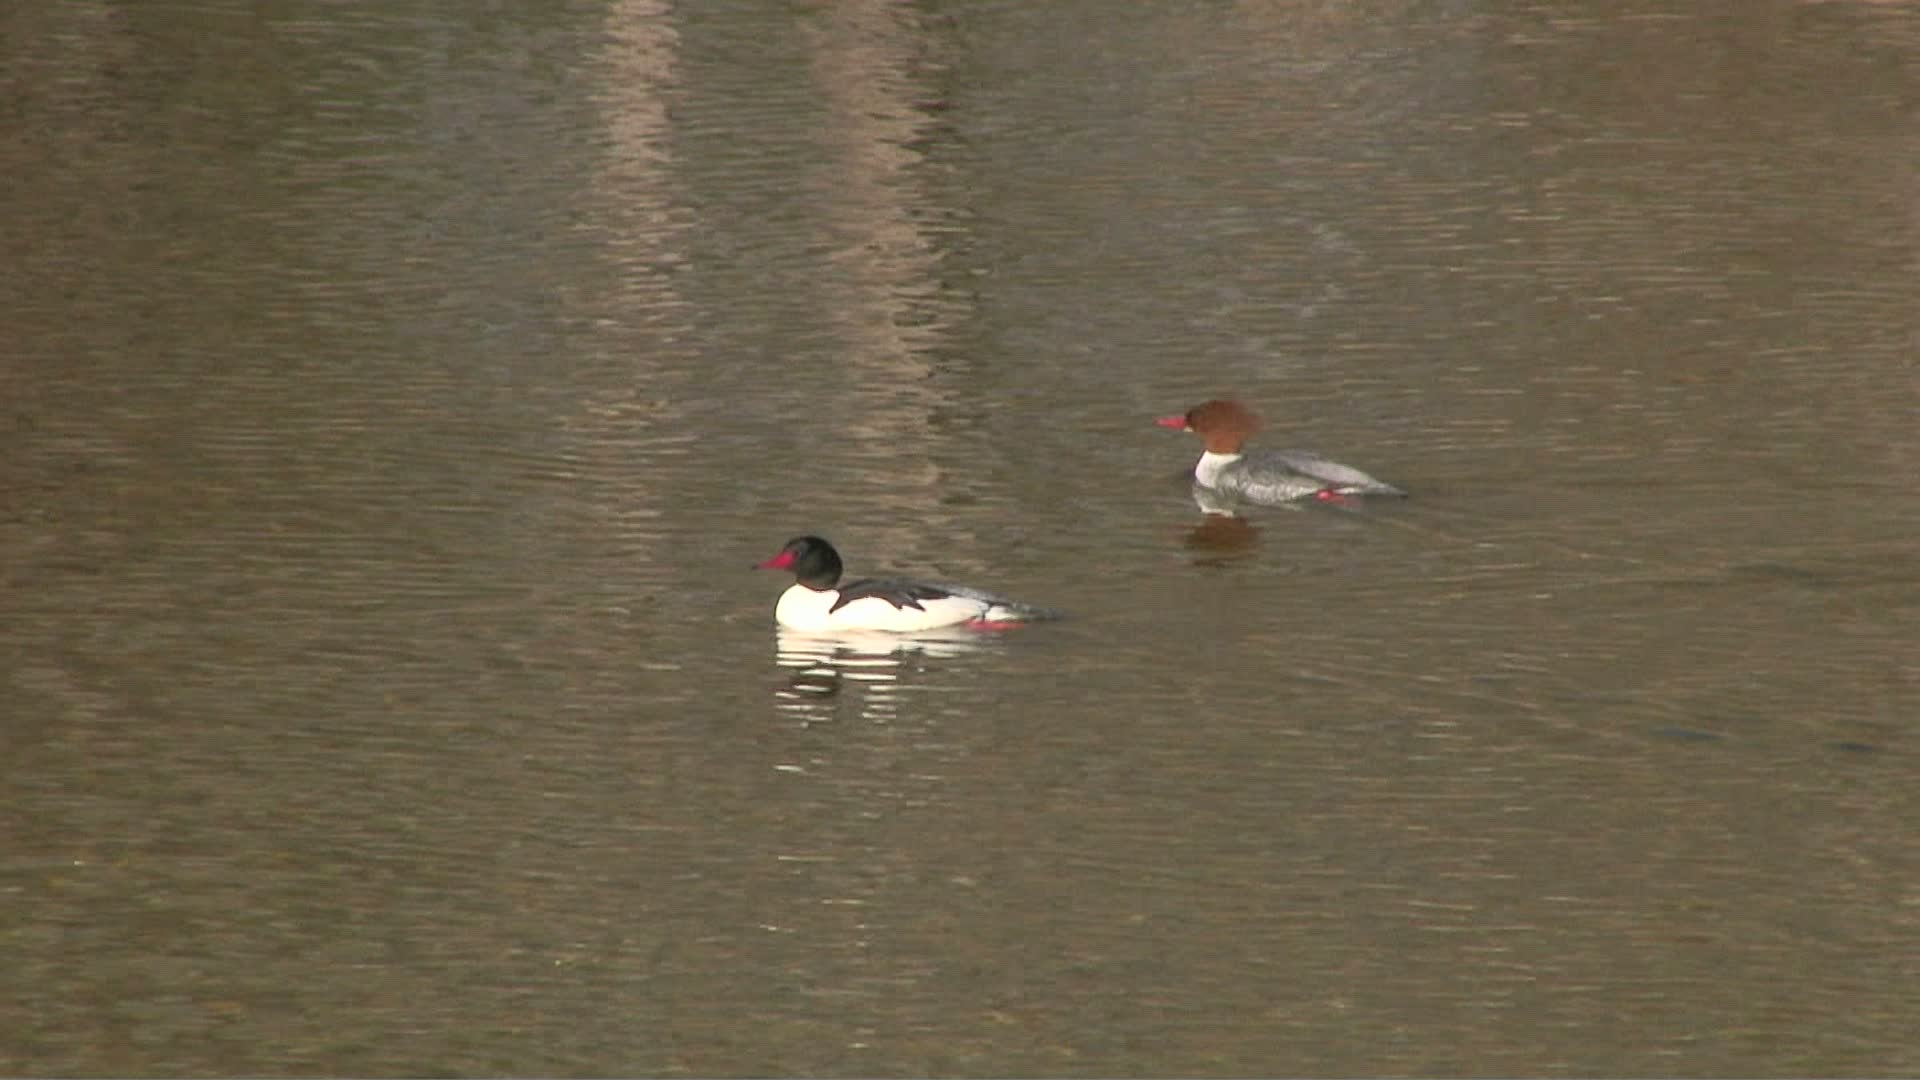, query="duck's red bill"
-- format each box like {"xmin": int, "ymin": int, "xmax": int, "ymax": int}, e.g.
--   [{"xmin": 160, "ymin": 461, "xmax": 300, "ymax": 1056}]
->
[
  {"xmin": 757, "ymin": 551, "xmax": 796, "ymax": 570},
  {"xmin": 1153, "ymin": 415, "xmax": 1188, "ymax": 429}
]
